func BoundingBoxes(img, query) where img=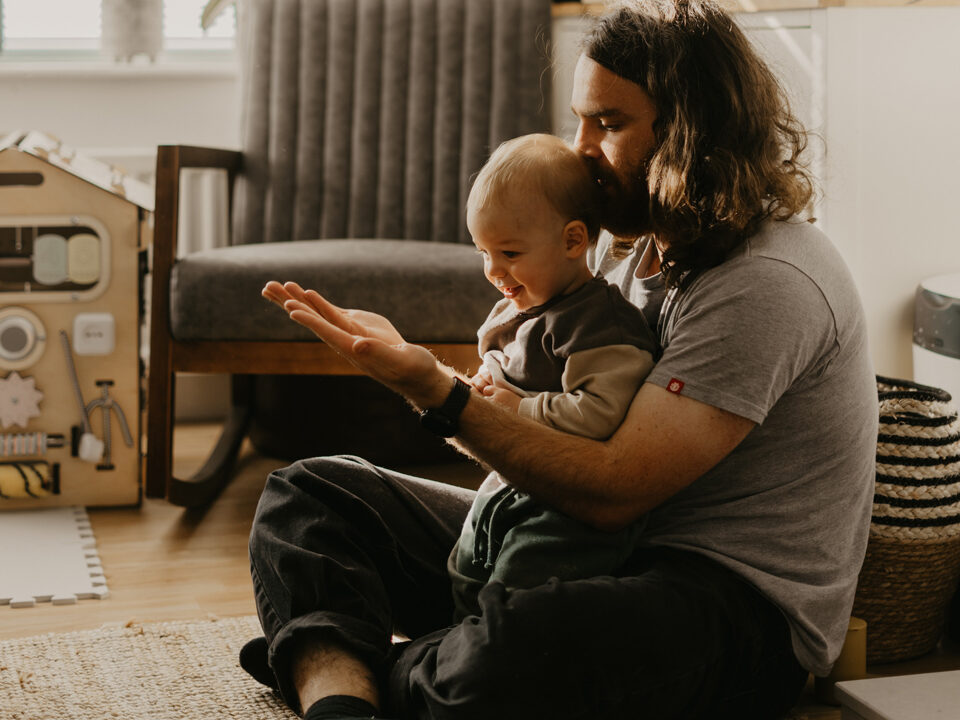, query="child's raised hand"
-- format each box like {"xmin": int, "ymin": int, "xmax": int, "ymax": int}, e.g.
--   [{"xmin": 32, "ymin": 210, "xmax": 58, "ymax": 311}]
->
[{"xmin": 470, "ymin": 370, "xmax": 493, "ymax": 393}]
